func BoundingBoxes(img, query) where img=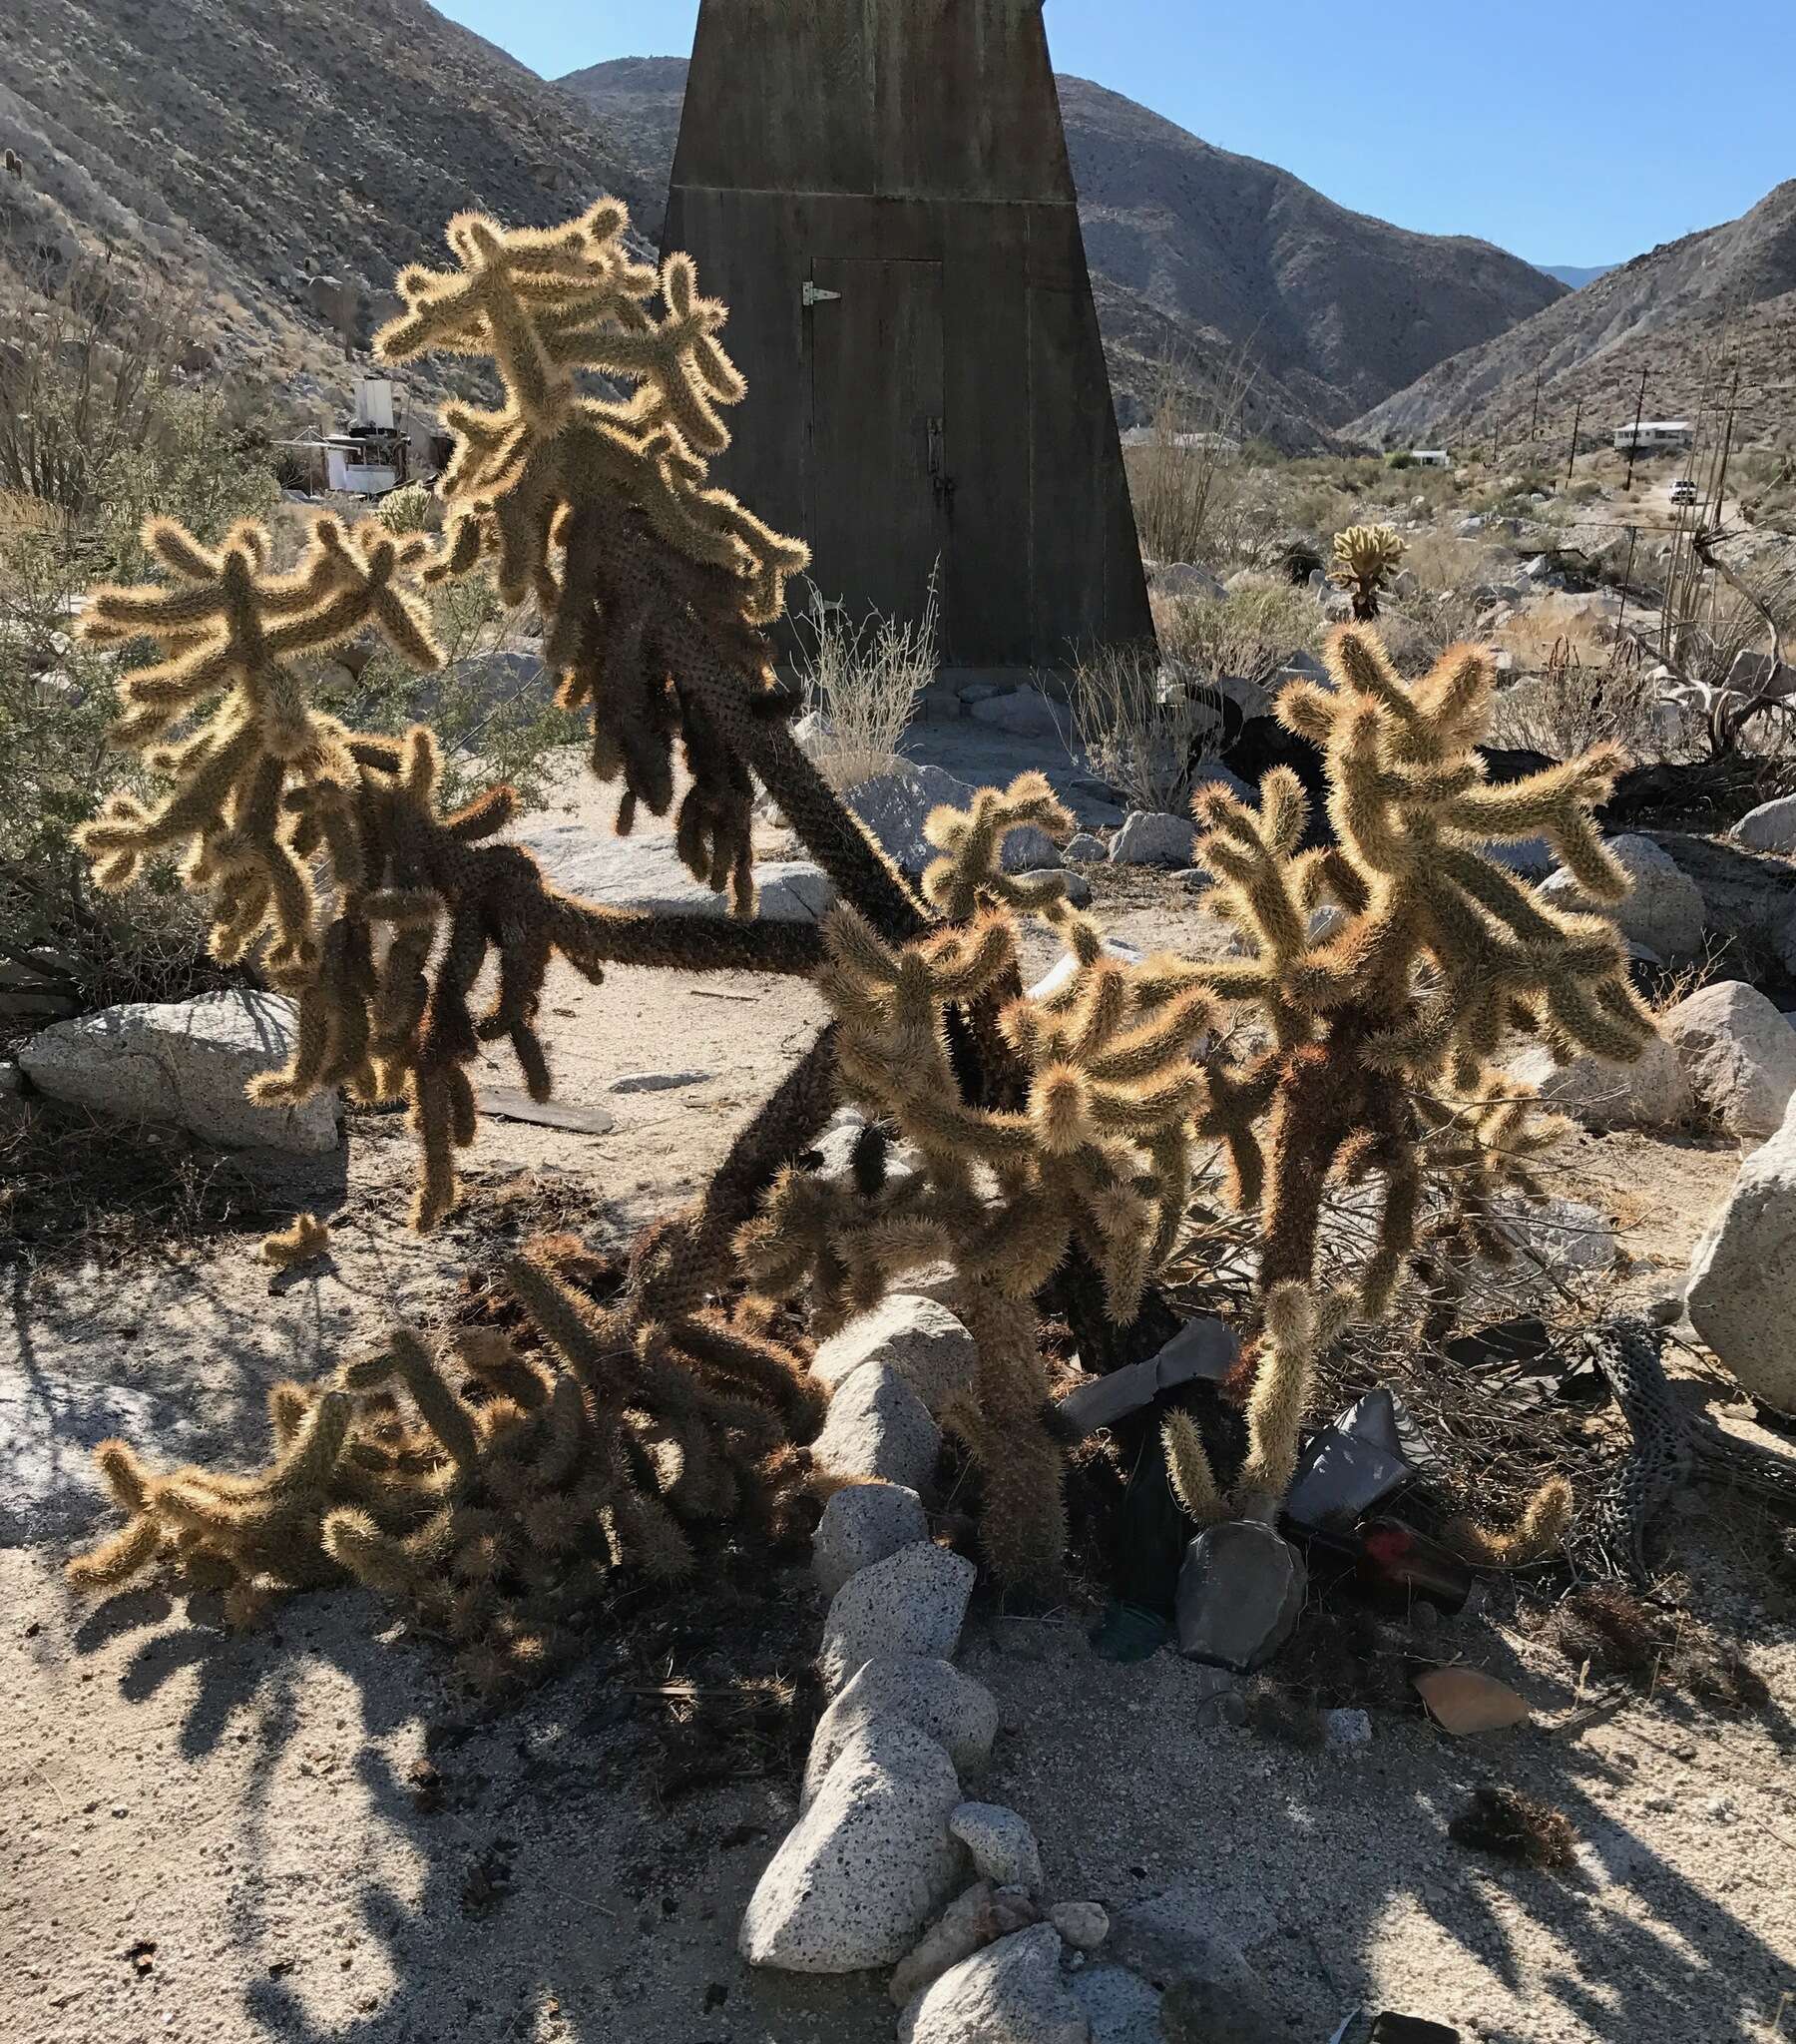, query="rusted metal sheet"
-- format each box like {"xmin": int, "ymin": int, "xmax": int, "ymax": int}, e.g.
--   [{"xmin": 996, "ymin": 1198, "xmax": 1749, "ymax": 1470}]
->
[{"xmin": 663, "ymin": 0, "xmax": 1151, "ymax": 669}]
